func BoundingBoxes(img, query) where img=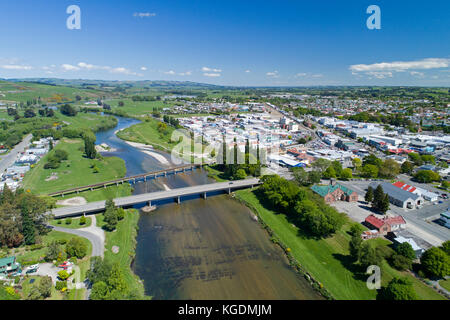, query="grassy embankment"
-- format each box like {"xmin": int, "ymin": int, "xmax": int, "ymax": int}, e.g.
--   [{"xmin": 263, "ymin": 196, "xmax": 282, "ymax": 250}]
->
[
  {"xmin": 2, "ymin": 230, "xmax": 93, "ymax": 300},
  {"xmin": 96, "ymin": 210, "xmax": 148, "ymax": 299},
  {"xmin": 235, "ymin": 189, "xmax": 446, "ymax": 300},
  {"xmin": 105, "ymin": 98, "xmax": 176, "ymax": 117},
  {"xmin": 440, "ymin": 279, "xmax": 450, "ymax": 292}
]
